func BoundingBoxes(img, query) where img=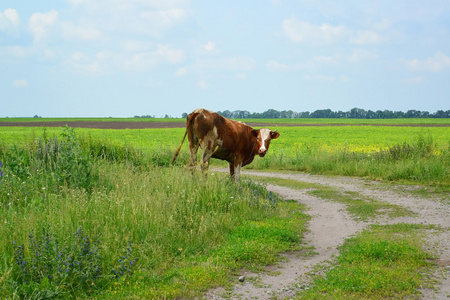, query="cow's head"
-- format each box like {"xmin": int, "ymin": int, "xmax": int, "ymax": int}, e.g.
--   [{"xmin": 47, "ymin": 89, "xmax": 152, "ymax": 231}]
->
[{"xmin": 252, "ymin": 129, "xmax": 280, "ymax": 157}]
